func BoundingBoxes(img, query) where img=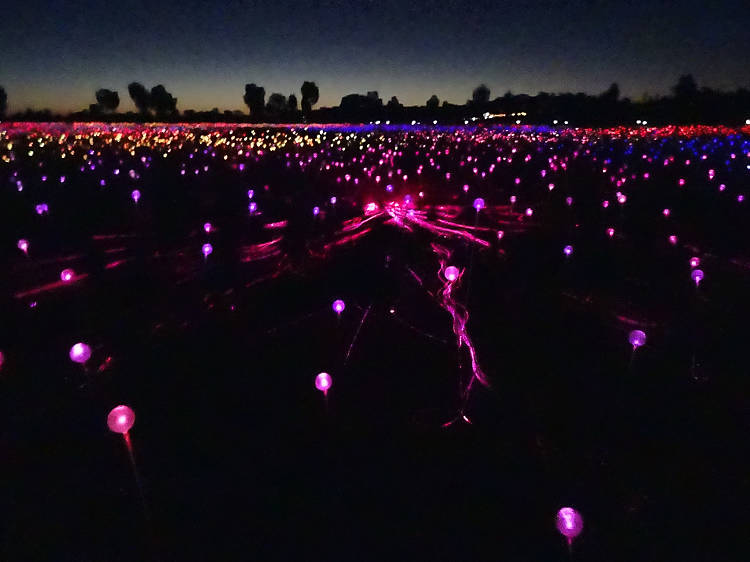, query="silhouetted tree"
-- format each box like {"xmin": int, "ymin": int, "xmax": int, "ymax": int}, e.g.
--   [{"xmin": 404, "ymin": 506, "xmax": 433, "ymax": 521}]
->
[
  {"xmin": 472, "ymin": 84, "xmax": 490, "ymax": 105},
  {"xmin": 244, "ymin": 83, "xmax": 265, "ymax": 117},
  {"xmin": 128, "ymin": 82, "xmax": 151, "ymax": 114},
  {"xmin": 300, "ymin": 81, "xmax": 319, "ymax": 117},
  {"xmin": 288, "ymin": 94, "xmax": 298, "ymax": 112},
  {"xmin": 673, "ymin": 74, "xmax": 698, "ymax": 98},
  {"xmin": 387, "ymin": 96, "xmax": 403, "ymax": 110},
  {"xmin": 600, "ymin": 82, "xmax": 620, "ymax": 102},
  {"xmin": 150, "ymin": 85, "xmax": 177, "ymax": 117},
  {"xmin": 266, "ymin": 93, "xmax": 287, "ymax": 115},
  {"xmin": 0, "ymin": 86, "xmax": 7, "ymax": 117},
  {"xmin": 426, "ymin": 94, "xmax": 439, "ymax": 110},
  {"xmin": 95, "ymin": 89, "xmax": 120, "ymax": 112}
]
